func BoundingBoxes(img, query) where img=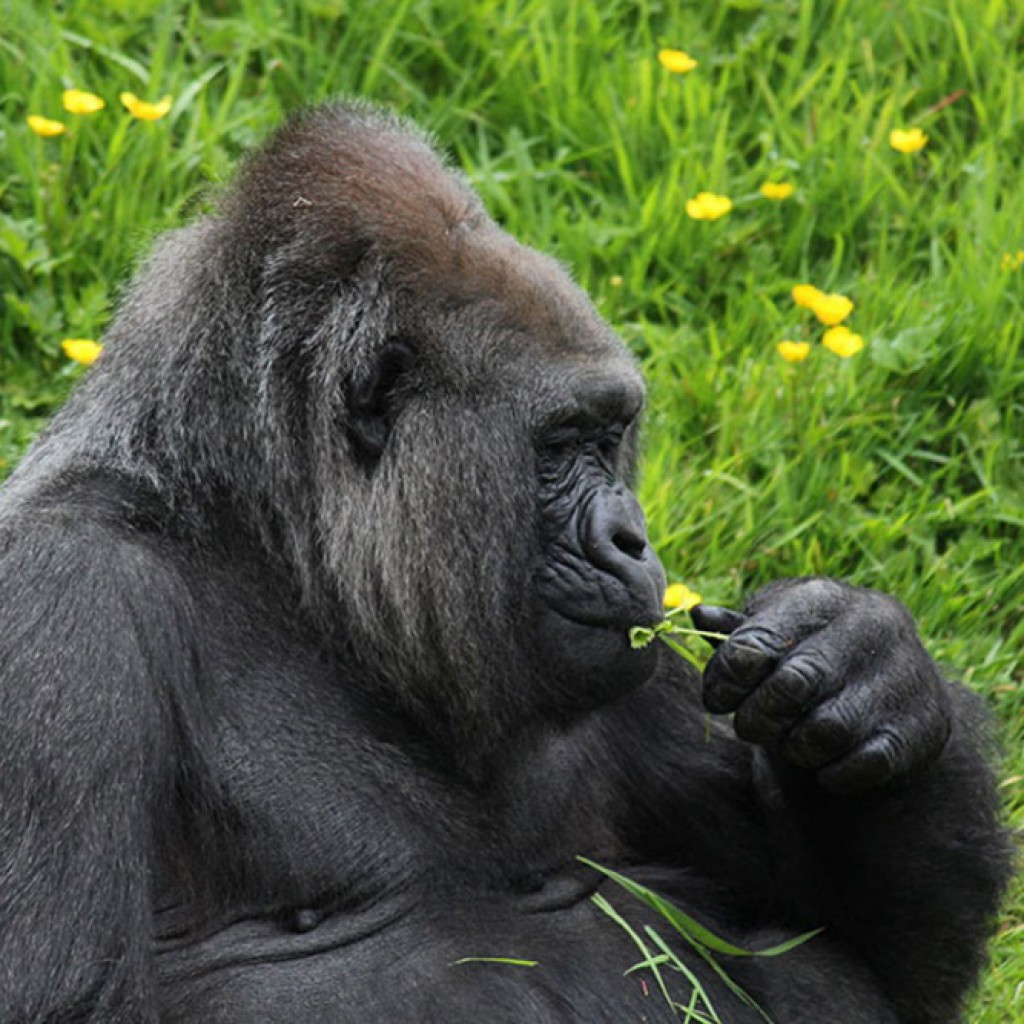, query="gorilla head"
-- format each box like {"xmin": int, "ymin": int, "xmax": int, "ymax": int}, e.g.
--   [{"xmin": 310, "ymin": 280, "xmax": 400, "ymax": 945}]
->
[{"xmin": 32, "ymin": 102, "xmax": 665, "ymax": 763}]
